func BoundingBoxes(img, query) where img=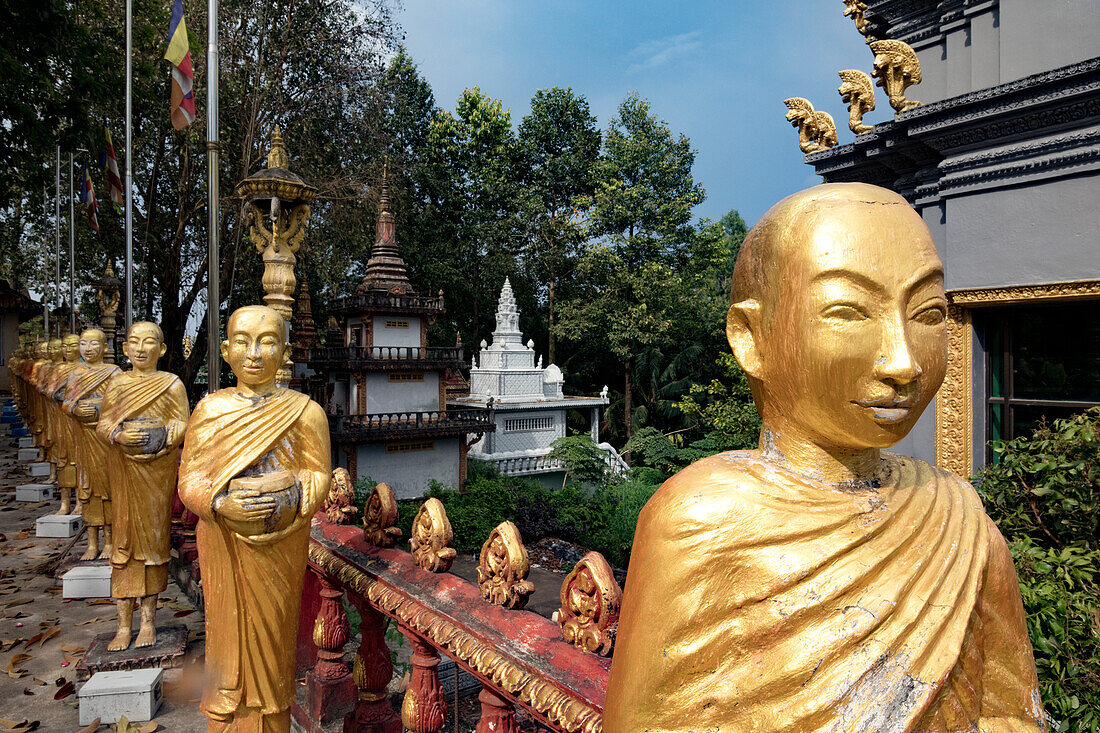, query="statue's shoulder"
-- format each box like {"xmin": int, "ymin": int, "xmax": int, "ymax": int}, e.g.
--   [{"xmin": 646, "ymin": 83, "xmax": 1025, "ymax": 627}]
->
[{"xmin": 641, "ymin": 450, "xmax": 775, "ymax": 531}]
